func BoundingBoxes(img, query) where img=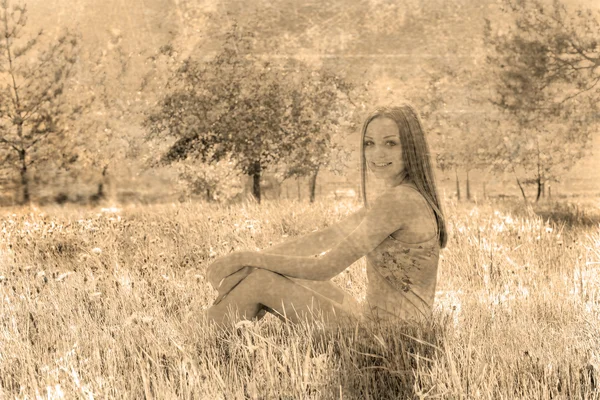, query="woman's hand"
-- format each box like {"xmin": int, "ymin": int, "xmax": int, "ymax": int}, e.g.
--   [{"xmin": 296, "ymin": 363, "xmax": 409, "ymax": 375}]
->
[
  {"xmin": 212, "ymin": 266, "xmax": 256, "ymax": 305},
  {"xmin": 207, "ymin": 252, "xmax": 241, "ymax": 289},
  {"xmin": 206, "ymin": 251, "xmax": 259, "ymax": 289}
]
